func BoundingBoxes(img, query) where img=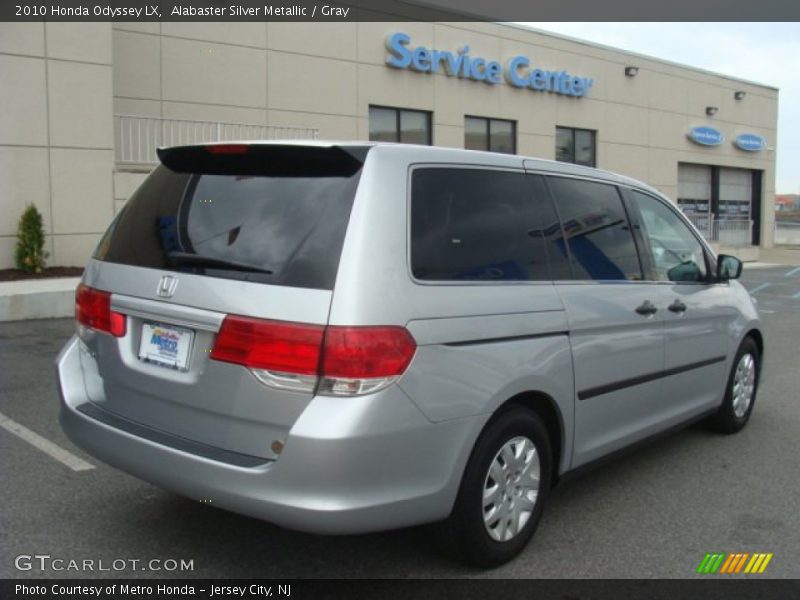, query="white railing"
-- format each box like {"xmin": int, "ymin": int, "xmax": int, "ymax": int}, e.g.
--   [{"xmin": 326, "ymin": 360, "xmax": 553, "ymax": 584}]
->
[
  {"xmin": 775, "ymin": 221, "xmax": 800, "ymax": 245},
  {"xmin": 714, "ymin": 218, "xmax": 753, "ymax": 247},
  {"xmin": 685, "ymin": 213, "xmax": 714, "ymax": 241},
  {"xmin": 685, "ymin": 214, "xmax": 753, "ymax": 247},
  {"xmin": 114, "ymin": 115, "xmax": 319, "ymax": 165}
]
